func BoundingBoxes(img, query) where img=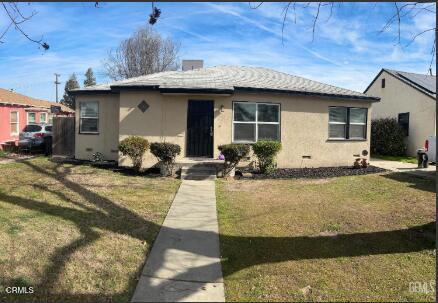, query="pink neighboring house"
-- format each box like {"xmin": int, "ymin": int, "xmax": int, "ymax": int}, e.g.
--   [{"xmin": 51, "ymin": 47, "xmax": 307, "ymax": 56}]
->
[{"xmin": 0, "ymin": 88, "xmax": 73, "ymax": 148}]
